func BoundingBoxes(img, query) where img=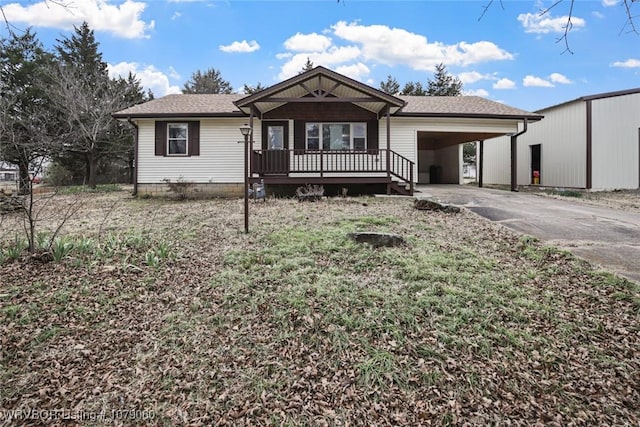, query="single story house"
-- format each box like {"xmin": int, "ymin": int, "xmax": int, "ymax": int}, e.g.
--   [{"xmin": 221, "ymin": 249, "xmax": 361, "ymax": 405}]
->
[
  {"xmin": 480, "ymin": 88, "xmax": 640, "ymax": 191},
  {"xmin": 0, "ymin": 162, "xmax": 18, "ymax": 182},
  {"xmin": 113, "ymin": 66, "xmax": 541, "ymax": 197}
]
